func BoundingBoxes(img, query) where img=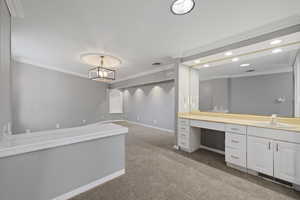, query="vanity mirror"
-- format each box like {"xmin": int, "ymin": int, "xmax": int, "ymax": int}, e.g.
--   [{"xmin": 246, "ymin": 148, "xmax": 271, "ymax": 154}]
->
[{"xmin": 183, "ymin": 32, "xmax": 300, "ymax": 117}]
